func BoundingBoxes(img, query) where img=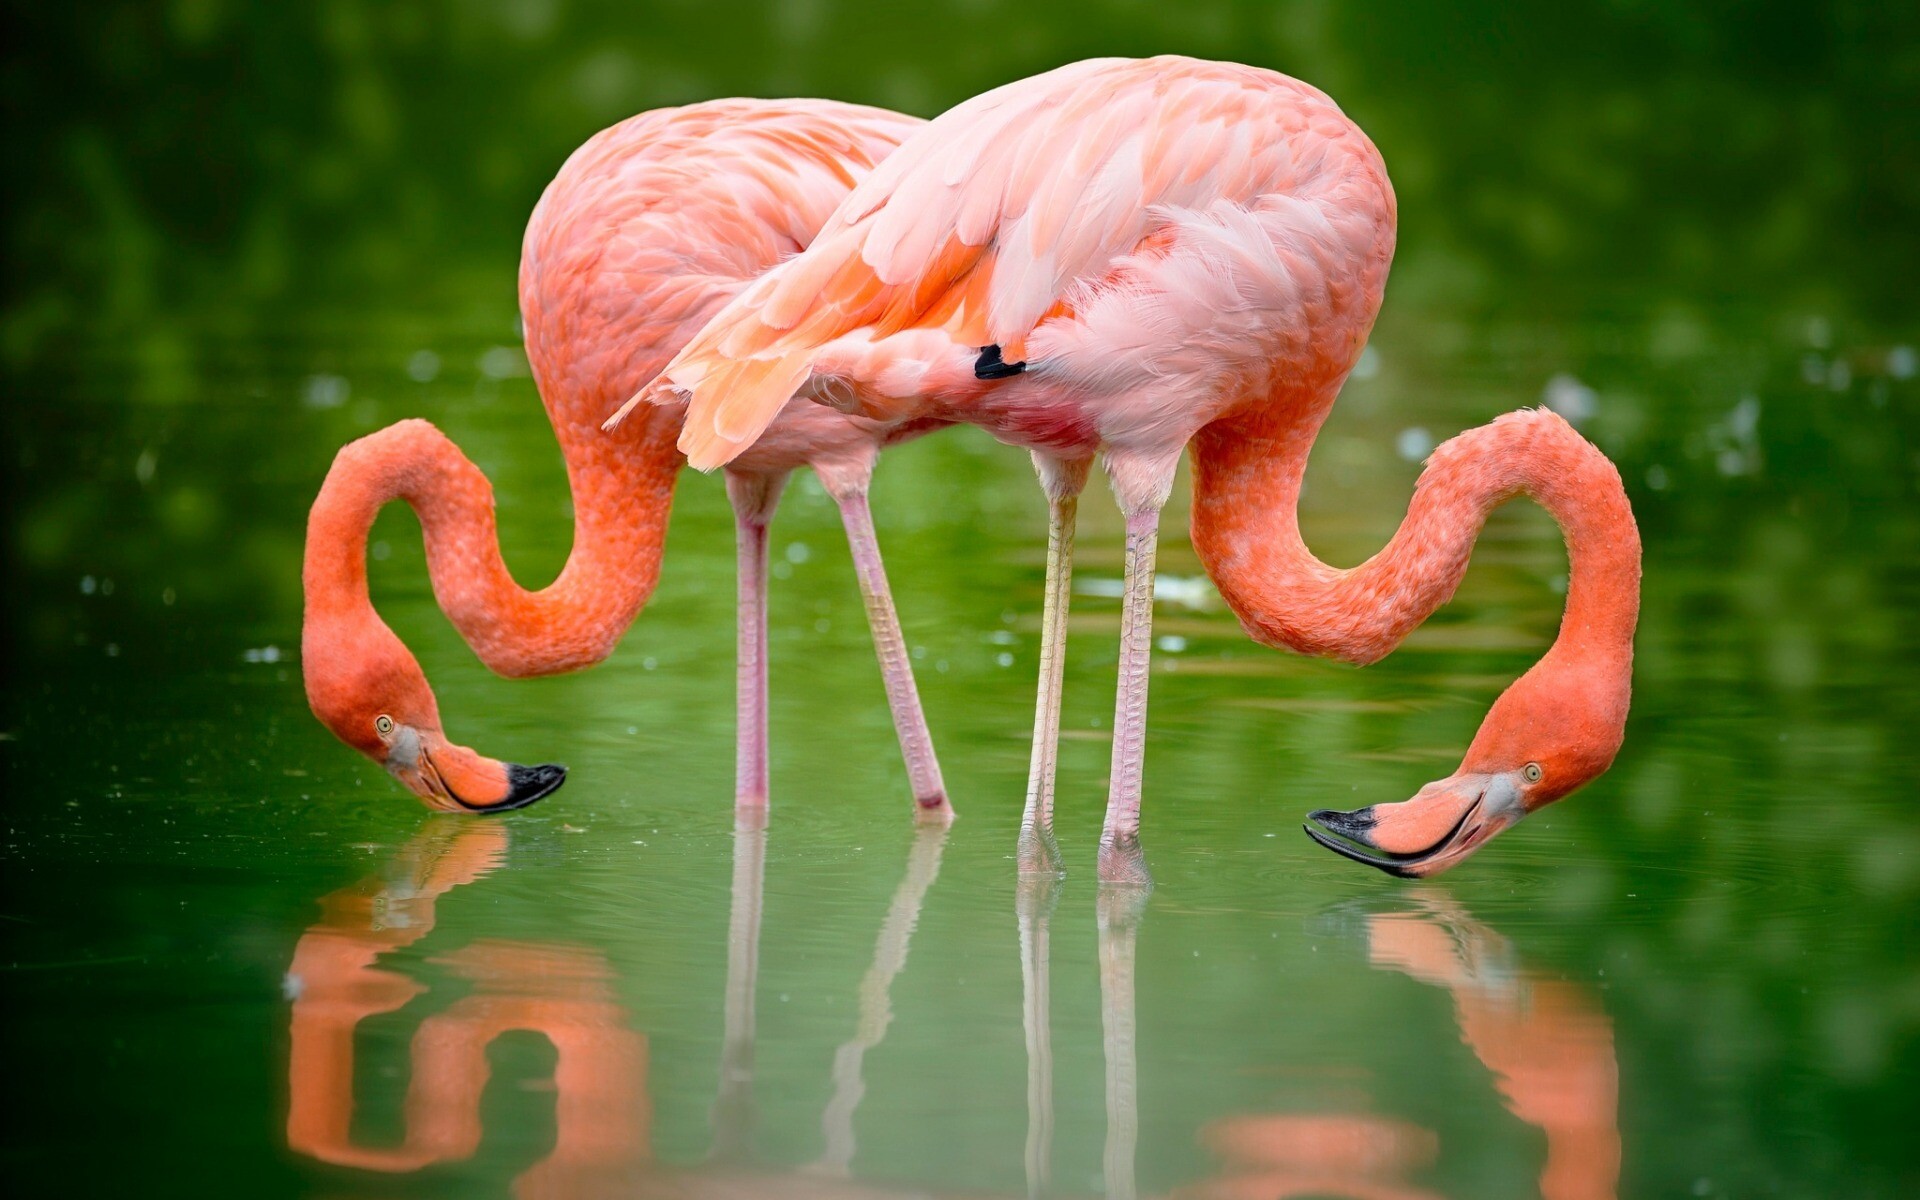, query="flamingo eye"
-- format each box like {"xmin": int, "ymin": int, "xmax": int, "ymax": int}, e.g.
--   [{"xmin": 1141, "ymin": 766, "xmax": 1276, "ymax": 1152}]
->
[
  {"xmin": 1523, "ymin": 762, "xmax": 1543, "ymax": 783},
  {"xmin": 375, "ymin": 715, "xmax": 395, "ymax": 737}
]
